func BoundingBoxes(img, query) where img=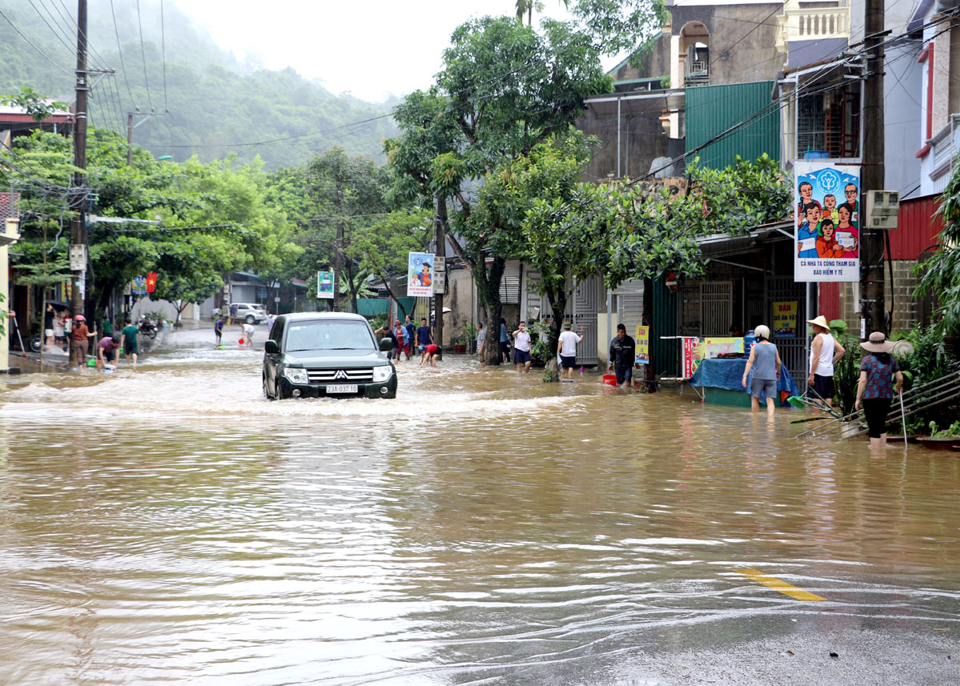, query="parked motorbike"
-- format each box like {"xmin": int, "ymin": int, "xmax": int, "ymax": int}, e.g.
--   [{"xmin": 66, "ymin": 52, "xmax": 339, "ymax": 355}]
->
[{"xmin": 138, "ymin": 320, "xmax": 158, "ymax": 340}]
